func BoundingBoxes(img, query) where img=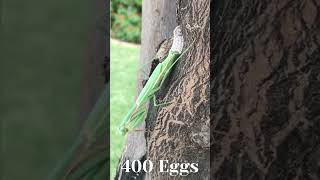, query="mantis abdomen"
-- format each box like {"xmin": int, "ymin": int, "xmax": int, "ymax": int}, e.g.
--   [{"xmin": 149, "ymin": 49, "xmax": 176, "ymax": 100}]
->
[{"xmin": 118, "ymin": 26, "xmax": 184, "ymax": 135}]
